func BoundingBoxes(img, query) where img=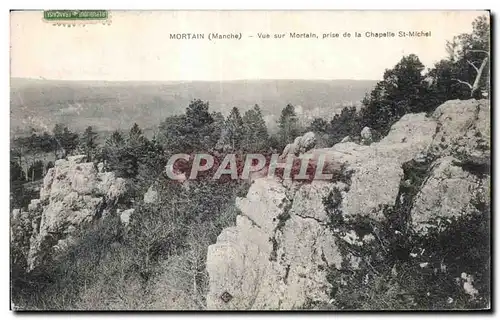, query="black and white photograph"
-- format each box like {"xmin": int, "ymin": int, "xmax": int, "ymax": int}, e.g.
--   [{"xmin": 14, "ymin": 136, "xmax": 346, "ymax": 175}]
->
[{"xmin": 9, "ymin": 10, "xmax": 491, "ymax": 311}]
